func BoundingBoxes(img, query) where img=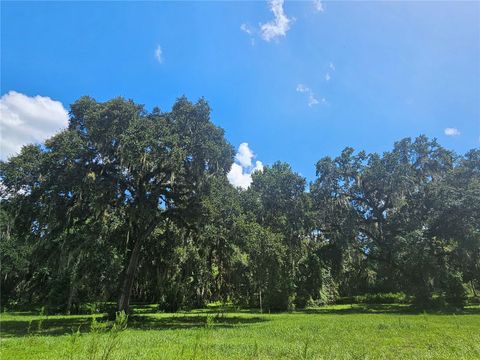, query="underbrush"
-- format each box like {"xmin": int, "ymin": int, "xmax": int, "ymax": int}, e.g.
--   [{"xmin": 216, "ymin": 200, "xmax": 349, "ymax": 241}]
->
[{"xmin": 336, "ymin": 292, "xmax": 407, "ymax": 305}]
